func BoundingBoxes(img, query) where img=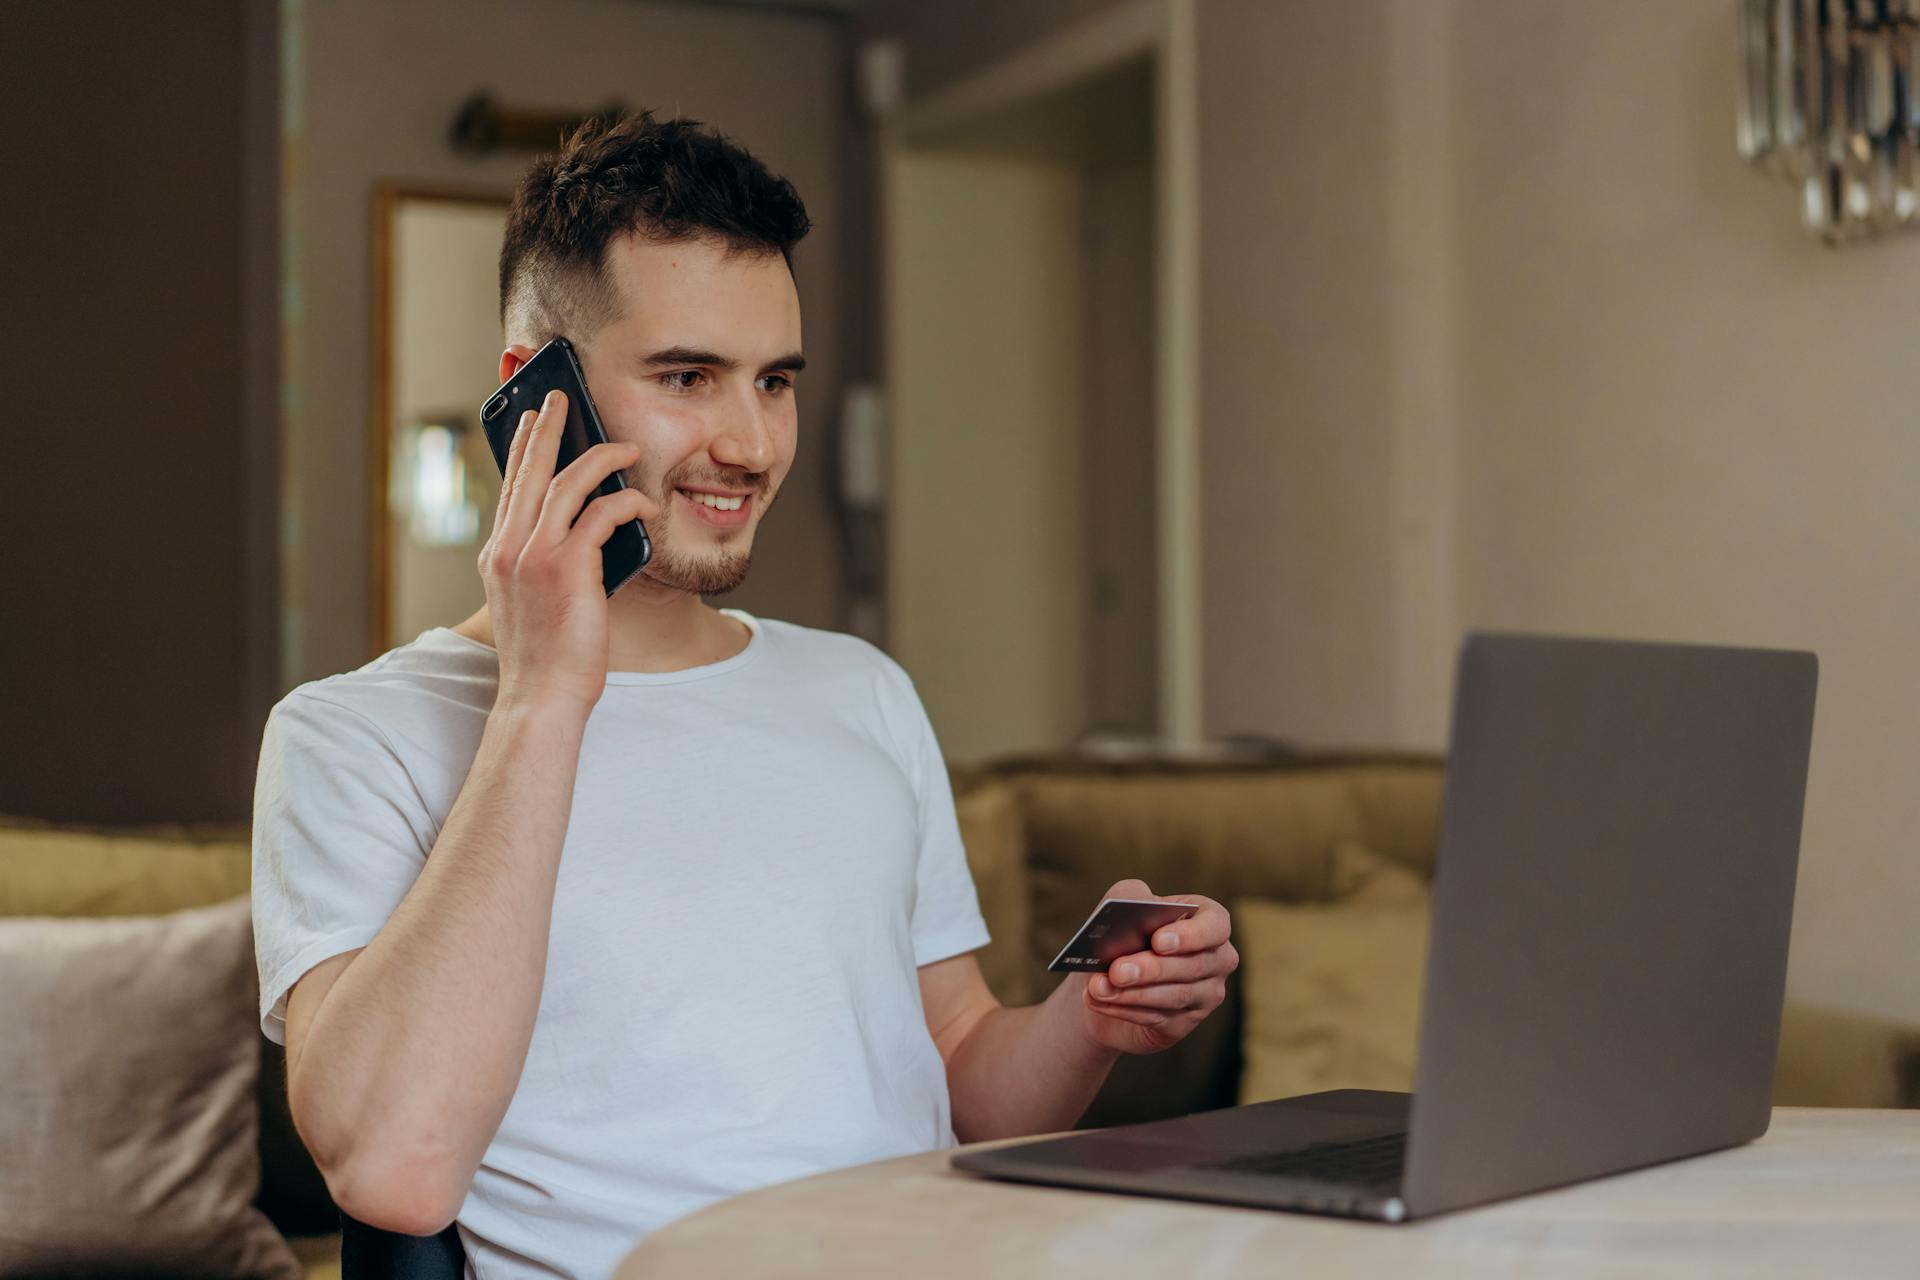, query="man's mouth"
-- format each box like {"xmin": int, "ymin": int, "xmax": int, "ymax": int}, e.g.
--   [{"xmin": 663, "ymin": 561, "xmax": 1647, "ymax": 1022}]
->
[{"xmin": 675, "ymin": 487, "xmax": 754, "ymax": 526}]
